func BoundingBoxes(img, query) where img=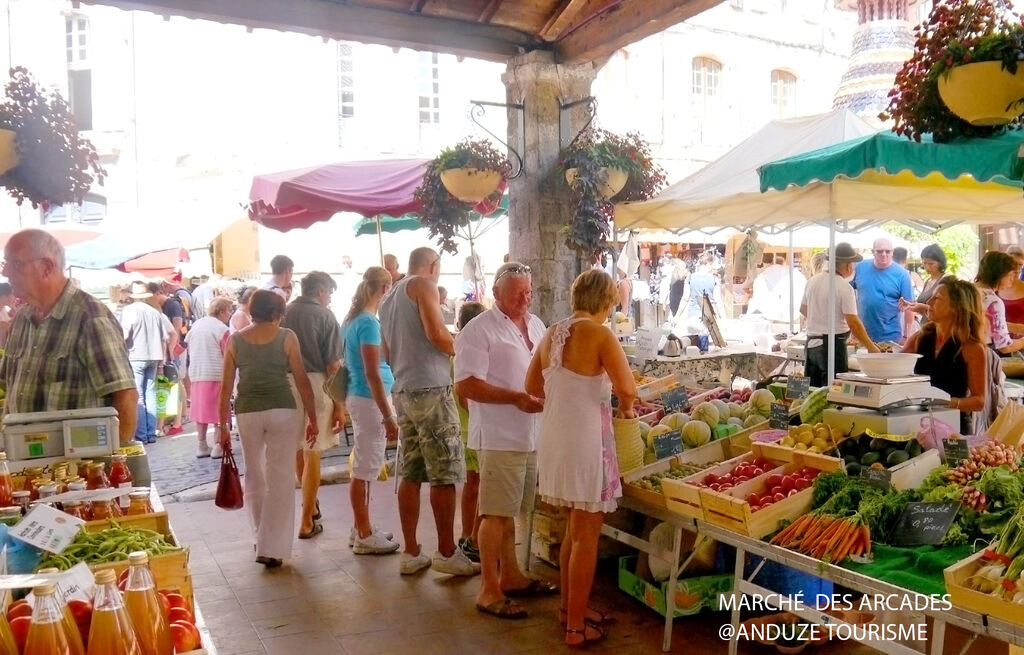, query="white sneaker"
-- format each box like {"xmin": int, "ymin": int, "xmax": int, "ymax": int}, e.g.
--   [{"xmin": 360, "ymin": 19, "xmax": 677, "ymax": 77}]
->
[
  {"xmin": 349, "ymin": 526, "xmax": 394, "ymax": 547},
  {"xmin": 400, "ymin": 550, "xmax": 432, "ymax": 575},
  {"xmin": 431, "ymin": 548, "xmax": 481, "ymax": 576},
  {"xmin": 195, "ymin": 443, "xmax": 211, "ymax": 458},
  {"xmin": 353, "ymin": 532, "xmax": 400, "ymax": 555},
  {"xmin": 211, "ymin": 444, "xmax": 224, "ymax": 459}
]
